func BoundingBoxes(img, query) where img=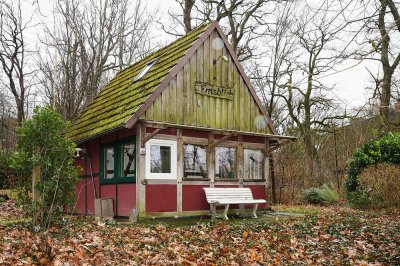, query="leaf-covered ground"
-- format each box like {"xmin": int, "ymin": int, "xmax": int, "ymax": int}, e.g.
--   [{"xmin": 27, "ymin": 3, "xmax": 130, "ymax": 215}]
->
[{"xmin": 0, "ymin": 201, "xmax": 399, "ymax": 265}]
